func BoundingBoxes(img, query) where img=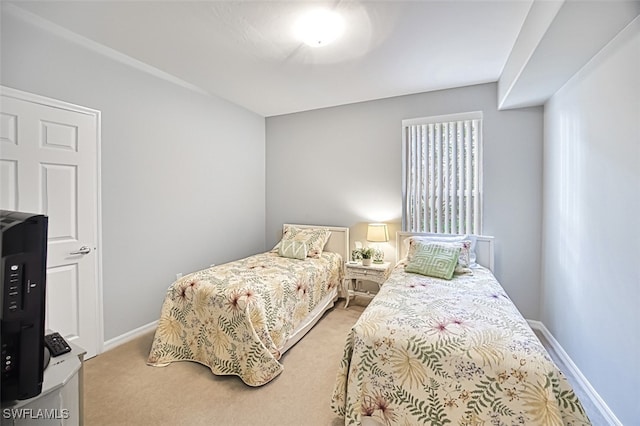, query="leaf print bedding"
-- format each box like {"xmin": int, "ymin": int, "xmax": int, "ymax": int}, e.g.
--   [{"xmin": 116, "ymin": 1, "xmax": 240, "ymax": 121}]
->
[
  {"xmin": 147, "ymin": 251, "xmax": 342, "ymax": 386},
  {"xmin": 331, "ymin": 263, "xmax": 591, "ymax": 425}
]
